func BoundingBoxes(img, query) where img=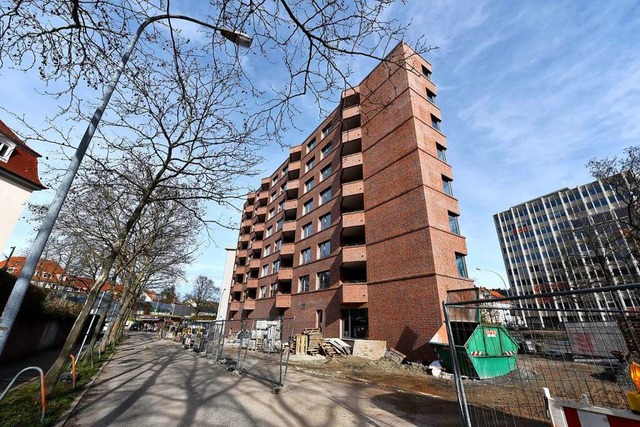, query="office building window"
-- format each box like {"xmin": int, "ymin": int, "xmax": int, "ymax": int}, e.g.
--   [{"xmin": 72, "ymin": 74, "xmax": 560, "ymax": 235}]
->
[
  {"xmin": 321, "ymin": 164, "xmax": 332, "ymax": 180},
  {"xmin": 305, "ymin": 178, "xmax": 315, "ymax": 193},
  {"xmin": 301, "ymin": 248, "xmax": 312, "ymax": 265},
  {"xmin": 320, "ymin": 187, "xmax": 332, "ymax": 205},
  {"xmin": 302, "ymin": 222, "xmax": 313, "ymax": 239},
  {"xmin": 307, "ymin": 138, "xmax": 316, "ymax": 152},
  {"xmin": 319, "ymin": 213, "xmax": 332, "ymax": 230},
  {"xmin": 318, "ymin": 241, "xmax": 331, "ymax": 259},
  {"xmin": 317, "ymin": 271, "xmax": 330, "ymax": 290},
  {"xmin": 456, "ymin": 253, "xmax": 468, "ymax": 278},
  {"xmin": 264, "ymin": 245, "xmax": 271, "ymax": 256},
  {"xmin": 299, "ymin": 275, "xmax": 310, "ymax": 293},
  {"xmin": 448, "ymin": 212, "xmax": 460, "ymax": 234},
  {"xmin": 421, "ymin": 65, "xmax": 432, "ymax": 80},
  {"xmin": 321, "ymin": 121, "xmax": 333, "ymax": 138},
  {"xmin": 306, "ymin": 157, "xmax": 315, "ymax": 172},
  {"xmin": 431, "ymin": 114, "xmax": 441, "ymax": 131},
  {"xmin": 321, "ymin": 143, "xmax": 332, "ymax": 158},
  {"xmin": 426, "ymin": 89, "xmax": 436, "ymax": 104},
  {"xmin": 442, "ymin": 176, "xmax": 453, "ymax": 196},
  {"xmin": 436, "ymin": 143, "xmax": 447, "ymax": 162},
  {"xmin": 303, "ymin": 199, "xmax": 314, "ymax": 215}
]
